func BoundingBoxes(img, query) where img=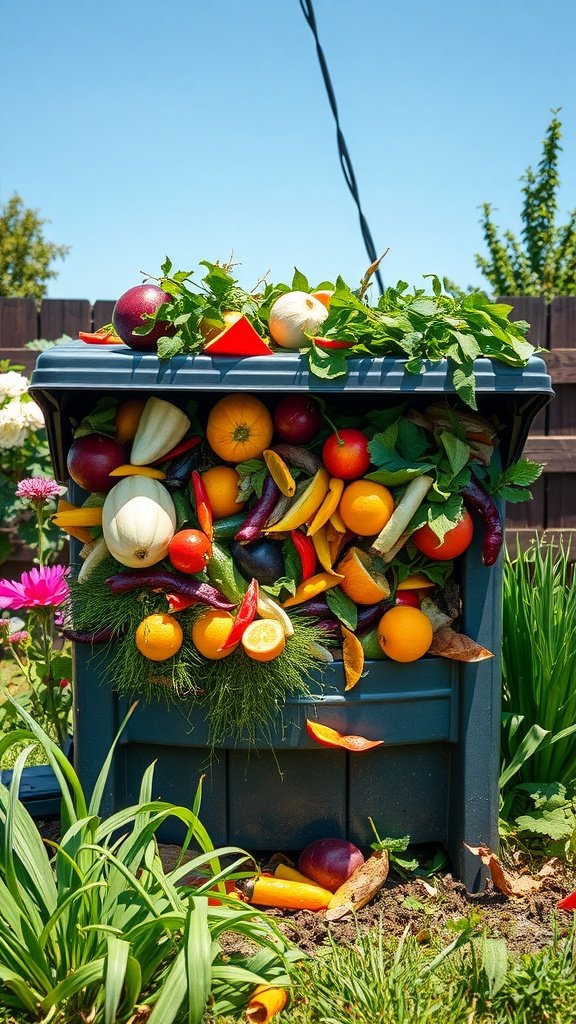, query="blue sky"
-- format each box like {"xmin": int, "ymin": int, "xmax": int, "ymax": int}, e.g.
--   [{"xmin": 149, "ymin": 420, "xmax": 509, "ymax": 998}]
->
[{"xmin": 2, "ymin": 0, "xmax": 575, "ymax": 302}]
